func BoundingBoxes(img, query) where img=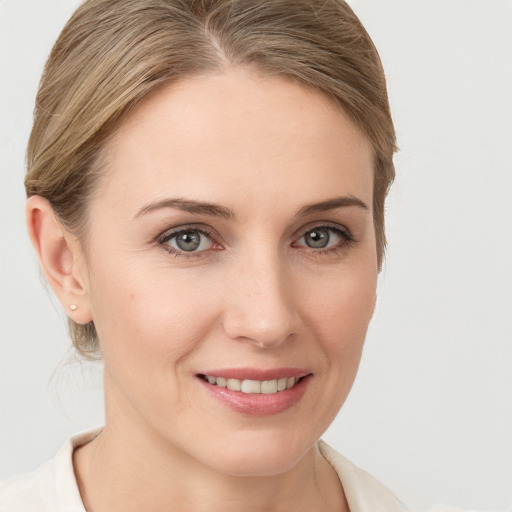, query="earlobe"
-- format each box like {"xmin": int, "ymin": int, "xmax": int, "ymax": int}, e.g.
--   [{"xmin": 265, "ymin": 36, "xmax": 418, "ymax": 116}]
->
[{"xmin": 26, "ymin": 196, "xmax": 93, "ymax": 325}]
